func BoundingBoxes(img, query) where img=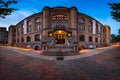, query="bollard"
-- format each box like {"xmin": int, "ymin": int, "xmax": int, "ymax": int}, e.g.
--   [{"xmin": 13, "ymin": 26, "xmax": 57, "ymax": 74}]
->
[{"xmin": 56, "ymin": 49, "xmax": 64, "ymax": 60}]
